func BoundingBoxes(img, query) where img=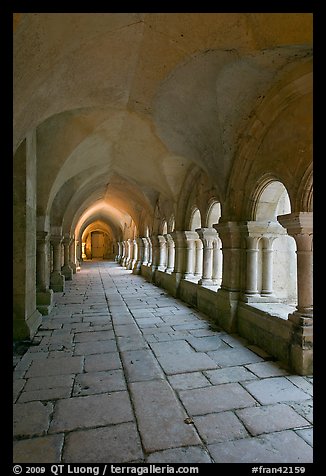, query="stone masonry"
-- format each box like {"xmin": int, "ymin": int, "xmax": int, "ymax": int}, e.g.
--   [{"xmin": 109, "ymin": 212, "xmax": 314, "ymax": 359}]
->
[{"xmin": 13, "ymin": 261, "xmax": 313, "ymax": 464}]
